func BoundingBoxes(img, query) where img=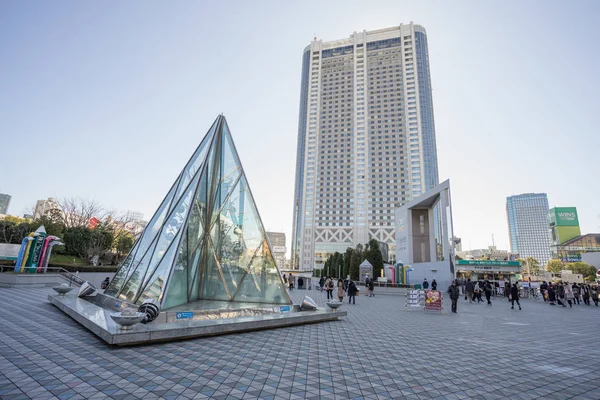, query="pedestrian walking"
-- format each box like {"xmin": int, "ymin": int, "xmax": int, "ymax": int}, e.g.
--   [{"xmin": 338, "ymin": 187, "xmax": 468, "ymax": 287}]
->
[
  {"xmin": 431, "ymin": 279, "xmax": 437, "ymax": 290},
  {"xmin": 572, "ymin": 283, "xmax": 581, "ymax": 305},
  {"xmin": 368, "ymin": 278, "xmax": 375, "ymax": 297},
  {"xmin": 547, "ymin": 283, "xmax": 556, "ymax": 305},
  {"xmin": 347, "ymin": 280, "xmax": 357, "ymax": 305},
  {"xmin": 591, "ymin": 285, "xmax": 599, "ymax": 306},
  {"xmin": 465, "ymin": 279, "xmax": 474, "ymax": 303},
  {"xmin": 510, "ymin": 283, "xmax": 521, "ymax": 310},
  {"xmin": 565, "ymin": 283, "xmax": 575, "ymax": 308},
  {"xmin": 484, "ymin": 280, "xmax": 492, "ymax": 306},
  {"xmin": 447, "ymin": 280, "xmax": 460, "ymax": 313},
  {"xmin": 288, "ymin": 274, "xmax": 294, "ymax": 291},
  {"xmin": 337, "ymin": 278, "xmax": 344, "ymax": 301},
  {"xmin": 540, "ymin": 281, "xmax": 548, "ymax": 302},
  {"xmin": 557, "ymin": 282, "xmax": 566, "ymax": 307},
  {"xmin": 325, "ymin": 277, "xmax": 334, "ymax": 300},
  {"xmin": 319, "ymin": 276, "xmax": 325, "ymax": 292},
  {"xmin": 474, "ymin": 282, "xmax": 482, "ymax": 303},
  {"xmin": 422, "ymin": 278, "xmax": 429, "ymax": 290},
  {"xmin": 581, "ymin": 284, "xmax": 591, "ymax": 306}
]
